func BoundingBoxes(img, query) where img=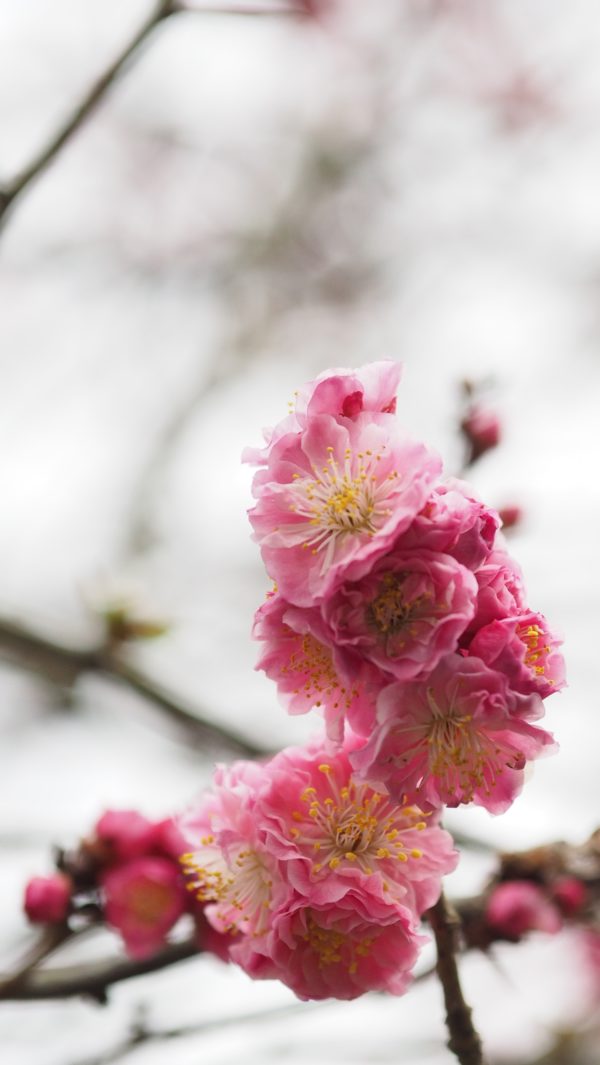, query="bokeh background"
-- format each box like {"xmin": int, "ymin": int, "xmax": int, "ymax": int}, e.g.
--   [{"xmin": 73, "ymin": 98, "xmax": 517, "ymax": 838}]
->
[{"xmin": 1, "ymin": 1, "xmax": 600, "ymax": 1062}]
